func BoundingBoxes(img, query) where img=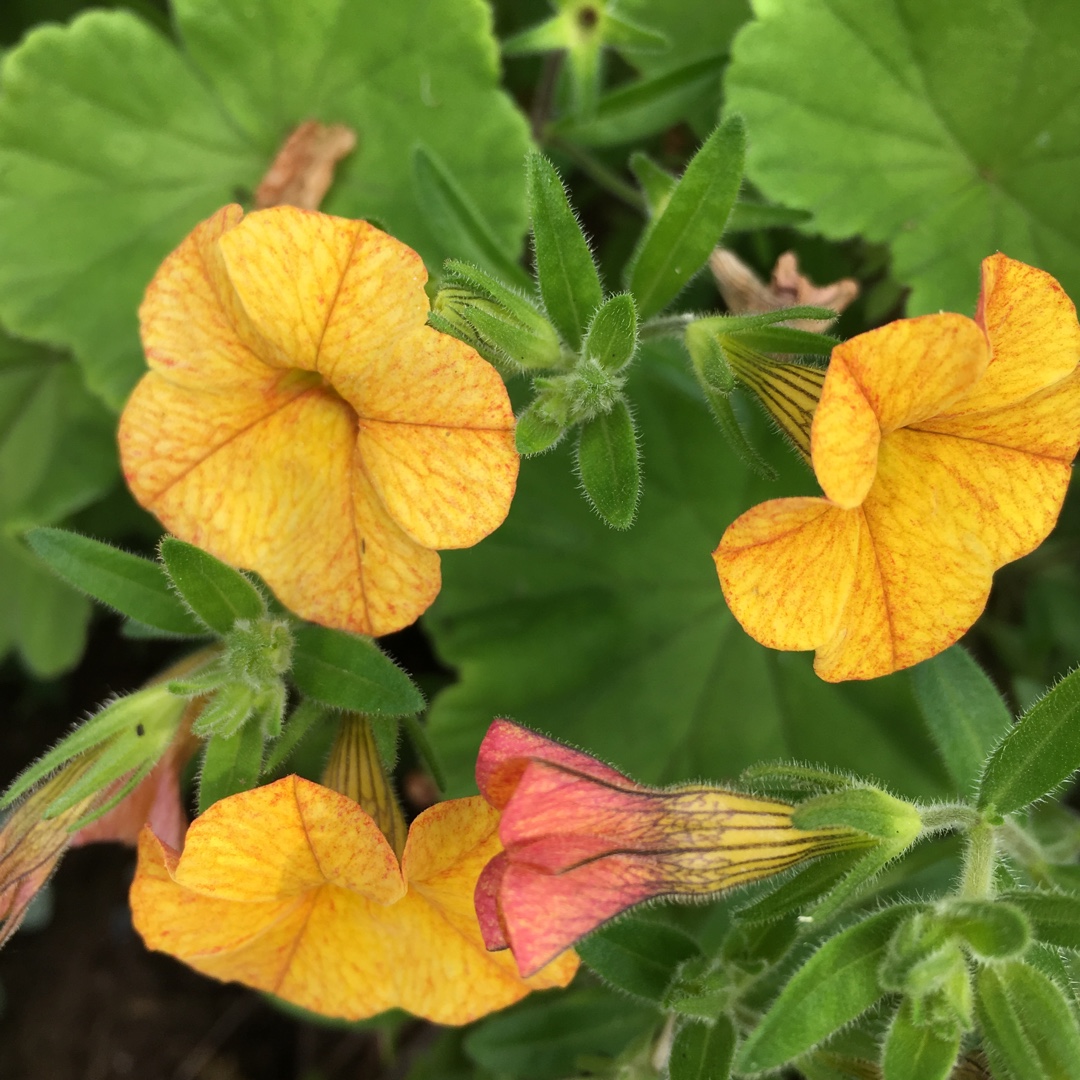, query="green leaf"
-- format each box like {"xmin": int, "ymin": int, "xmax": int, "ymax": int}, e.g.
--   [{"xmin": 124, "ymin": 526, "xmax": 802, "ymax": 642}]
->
[
  {"xmin": 515, "ymin": 400, "xmax": 567, "ymax": 455},
  {"xmin": 25, "ymin": 527, "xmax": 205, "ymax": 636},
  {"xmin": 939, "ymin": 899, "xmax": 1030, "ymax": 961},
  {"xmin": 912, "ymin": 646, "xmax": 1014, "ymax": 796},
  {"xmin": 882, "ymin": 1000, "xmax": 960, "ymax": 1080},
  {"xmin": 575, "ymin": 399, "xmax": 641, "ymax": 529},
  {"xmin": 291, "ymin": 623, "xmax": 425, "ymax": 716},
  {"xmin": 0, "ymin": 0, "xmax": 531, "ymax": 406},
  {"xmin": 582, "ymin": 294, "xmax": 638, "ymax": 373},
  {"xmin": 736, "ymin": 905, "xmax": 916, "ymax": 1072},
  {"xmin": 576, "ymin": 916, "xmax": 701, "ymax": 1003},
  {"xmin": 525, "ymin": 152, "xmax": 604, "ymax": 351},
  {"xmin": 726, "ymin": 200, "xmax": 813, "ymax": 232},
  {"xmin": 263, "ymin": 699, "xmax": 331, "ymax": 775},
  {"xmin": 668, "ymin": 1015, "xmax": 736, "ymax": 1080},
  {"xmin": 553, "ymin": 55, "xmax": 723, "ymax": 147},
  {"xmin": 0, "ymin": 333, "xmax": 116, "ymax": 529},
  {"xmin": 628, "ymin": 116, "xmax": 745, "ymax": 320},
  {"xmin": 412, "ymin": 146, "xmax": 531, "ymax": 291},
  {"xmin": 975, "ymin": 960, "xmax": 1080, "ymax": 1080},
  {"xmin": 734, "ymin": 848, "xmax": 873, "ymax": 924},
  {"xmin": 725, "ymin": 0, "xmax": 1080, "ymax": 315},
  {"xmin": 463, "ymin": 987, "xmax": 656, "ymax": 1080},
  {"xmin": 978, "ymin": 667, "xmax": 1080, "ymax": 815},
  {"xmin": 614, "ymin": 0, "xmax": 750, "ymax": 133},
  {"xmin": 425, "ymin": 349, "xmax": 952, "ymax": 797},
  {"xmin": 198, "ymin": 718, "xmax": 264, "ymax": 812},
  {"xmin": 1002, "ymin": 891, "xmax": 1080, "ymax": 952},
  {"xmin": 629, "ymin": 151, "xmax": 677, "ymax": 217},
  {"xmin": 0, "ymin": 535, "xmax": 90, "ymax": 678},
  {"xmin": 159, "ymin": 537, "xmax": 265, "ymax": 635}
]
